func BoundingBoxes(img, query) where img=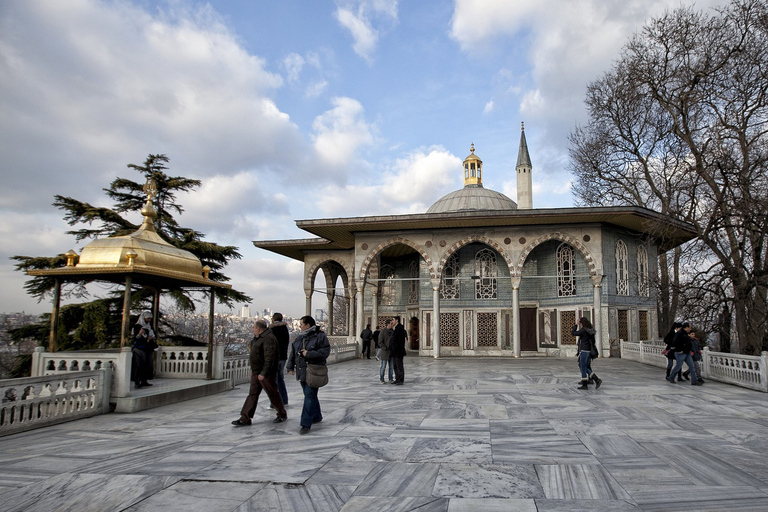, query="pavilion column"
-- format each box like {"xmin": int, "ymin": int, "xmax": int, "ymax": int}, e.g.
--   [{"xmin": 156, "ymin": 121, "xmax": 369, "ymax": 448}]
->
[
  {"xmin": 512, "ymin": 275, "xmax": 521, "ymax": 357},
  {"xmin": 327, "ymin": 290, "xmax": 335, "ymax": 335},
  {"xmin": 348, "ymin": 287, "xmax": 356, "ymax": 338},
  {"xmin": 592, "ymin": 275, "xmax": 604, "ymax": 356},
  {"xmin": 431, "ymin": 279, "xmax": 441, "ymax": 358},
  {"xmin": 372, "ymin": 286, "xmax": 379, "ymax": 328},
  {"xmin": 207, "ymin": 289, "xmax": 215, "ymax": 379},
  {"xmin": 48, "ymin": 278, "xmax": 61, "ymax": 352},
  {"xmin": 120, "ymin": 275, "xmax": 132, "ymax": 348},
  {"xmin": 356, "ymin": 281, "xmax": 364, "ymax": 350},
  {"xmin": 151, "ymin": 288, "xmax": 160, "ymax": 334},
  {"xmin": 305, "ymin": 289, "xmax": 312, "ymax": 317}
]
